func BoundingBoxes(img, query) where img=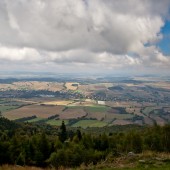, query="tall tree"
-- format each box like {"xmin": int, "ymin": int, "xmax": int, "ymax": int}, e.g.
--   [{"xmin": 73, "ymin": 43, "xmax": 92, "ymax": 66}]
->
[{"xmin": 59, "ymin": 121, "xmax": 67, "ymax": 143}]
